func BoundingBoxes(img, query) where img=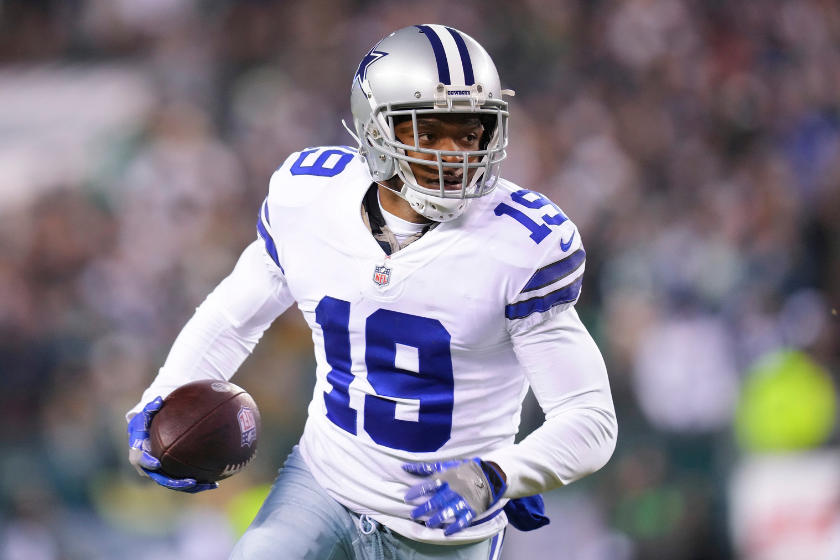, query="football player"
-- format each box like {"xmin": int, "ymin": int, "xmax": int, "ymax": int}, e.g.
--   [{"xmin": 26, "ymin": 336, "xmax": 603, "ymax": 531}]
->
[{"xmin": 127, "ymin": 25, "xmax": 617, "ymax": 560}]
